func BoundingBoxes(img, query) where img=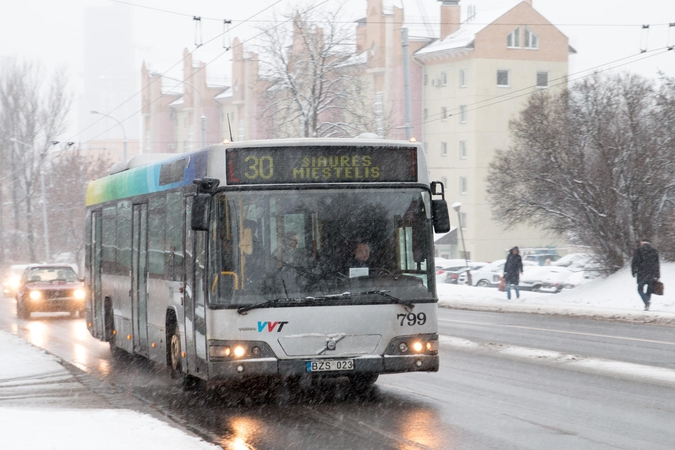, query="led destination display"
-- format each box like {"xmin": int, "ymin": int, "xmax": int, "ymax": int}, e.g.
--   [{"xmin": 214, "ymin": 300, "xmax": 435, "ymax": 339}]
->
[{"xmin": 226, "ymin": 146, "xmax": 418, "ymax": 185}]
